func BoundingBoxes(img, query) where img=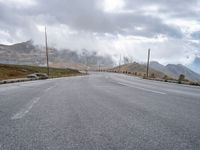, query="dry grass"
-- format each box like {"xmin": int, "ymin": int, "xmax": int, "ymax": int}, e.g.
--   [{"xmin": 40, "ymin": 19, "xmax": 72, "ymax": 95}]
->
[
  {"xmin": 0, "ymin": 64, "xmax": 81, "ymax": 80},
  {"xmin": 111, "ymin": 62, "xmax": 165, "ymax": 78}
]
